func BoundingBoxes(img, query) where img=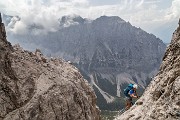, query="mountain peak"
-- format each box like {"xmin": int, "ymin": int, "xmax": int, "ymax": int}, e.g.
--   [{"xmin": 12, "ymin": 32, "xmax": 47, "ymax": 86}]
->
[
  {"xmin": 115, "ymin": 19, "xmax": 180, "ymax": 120},
  {"xmin": 0, "ymin": 15, "xmax": 101, "ymax": 120},
  {"xmin": 95, "ymin": 15, "xmax": 125, "ymax": 23},
  {"xmin": 59, "ymin": 15, "xmax": 89, "ymax": 27},
  {"xmin": 0, "ymin": 12, "xmax": 12, "ymax": 48},
  {"xmin": 6, "ymin": 14, "xmax": 166, "ymax": 111}
]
